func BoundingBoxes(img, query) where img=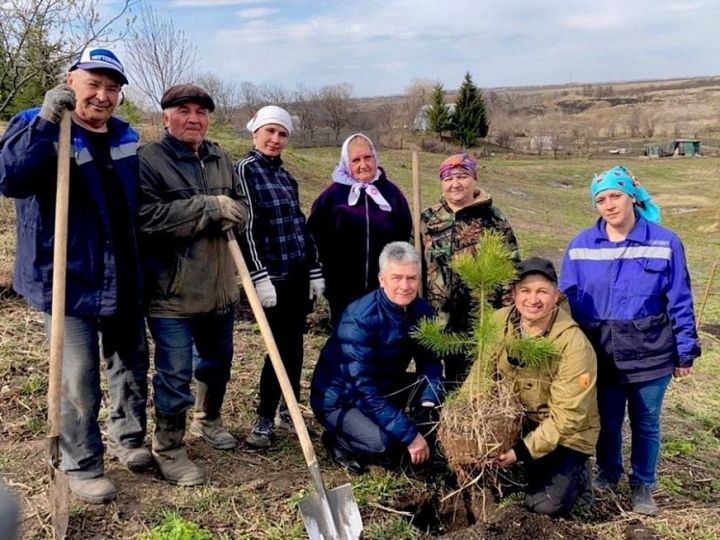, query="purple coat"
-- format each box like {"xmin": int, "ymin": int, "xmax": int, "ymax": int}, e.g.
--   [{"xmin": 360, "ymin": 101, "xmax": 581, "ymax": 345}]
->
[{"xmin": 307, "ymin": 169, "xmax": 412, "ymax": 323}]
